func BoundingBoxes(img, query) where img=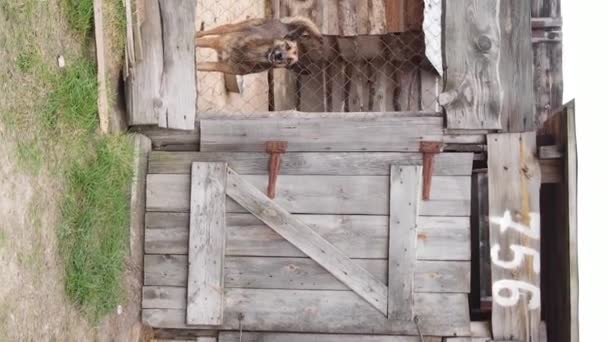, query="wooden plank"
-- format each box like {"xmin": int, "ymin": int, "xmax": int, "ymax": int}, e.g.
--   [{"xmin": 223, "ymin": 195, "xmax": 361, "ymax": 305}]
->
[
  {"xmin": 404, "ymin": 0, "xmax": 423, "ymax": 31},
  {"xmin": 339, "ymin": 0, "xmax": 358, "ymax": 36},
  {"xmin": 146, "ymin": 213, "xmax": 471, "ymax": 261},
  {"xmin": 370, "ymin": 60, "xmax": 395, "ymax": 112},
  {"xmin": 142, "ymin": 288, "xmax": 471, "ymax": 335},
  {"xmin": 146, "ymin": 174, "xmax": 471, "ymax": 216},
  {"xmin": 148, "ymin": 151, "xmax": 474, "ymax": 176},
  {"xmin": 126, "ymin": 0, "xmax": 163, "ymax": 125},
  {"xmin": 533, "ymin": 42, "xmax": 563, "ymax": 127},
  {"xmin": 200, "ymin": 114, "xmax": 443, "ymax": 152},
  {"xmin": 298, "ymin": 63, "xmax": 327, "ymax": 112},
  {"xmin": 385, "ymin": 0, "xmax": 404, "ymax": 33},
  {"xmin": 186, "ymin": 163, "xmax": 227, "ymax": 325},
  {"xmin": 388, "ymin": 166, "xmax": 420, "ymax": 320},
  {"xmin": 498, "ymin": 0, "xmax": 536, "ymax": 132},
  {"xmin": 531, "ymin": 0, "xmax": 560, "ymax": 17},
  {"xmin": 345, "ymin": 62, "xmax": 370, "ymax": 112},
  {"xmin": 132, "ymin": 125, "xmax": 200, "ymax": 151},
  {"xmin": 157, "ymin": 0, "xmax": 196, "ymax": 130},
  {"xmin": 220, "ymin": 332, "xmax": 441, "ymax": 342},
  {"xmin": 93, "ymin": 0, "xmax": 109, "ymax": 133},
  {"xmin": 442, "ymin": 0, "xmax": 501, "ymax": 130},
  {"xmin": 225, "ymin": 168, "xmax": 389, "ymax": 315},
  {"xmin": 144, "ymin": 255, "xmax": 470, "ymax": 293},
  {"xmin": 368, "ymin": 0, "xmax": 387, "ymax": 34},
  {"xmin": 394, "ymin": 63, "xmax": 421, "ymax": 111},
  {"xmin": 488, "ymin": 133, "xmax": 541, "ymax": 341}
]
